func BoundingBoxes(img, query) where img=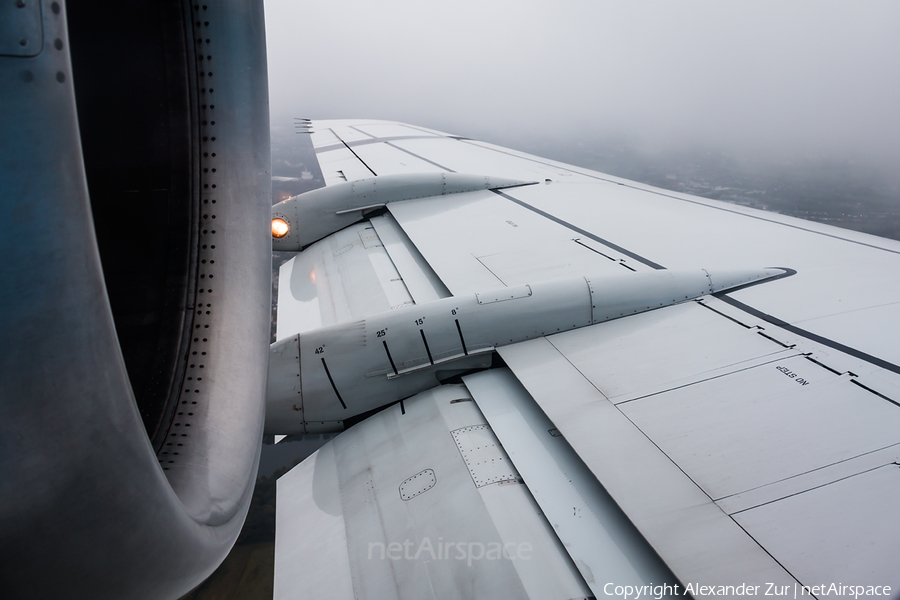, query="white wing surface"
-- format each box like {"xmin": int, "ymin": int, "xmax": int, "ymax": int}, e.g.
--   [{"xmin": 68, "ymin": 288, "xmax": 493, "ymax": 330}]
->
[{"xmin": 271, "ymin": 120, "xmax": 900, "ymax": 598}]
